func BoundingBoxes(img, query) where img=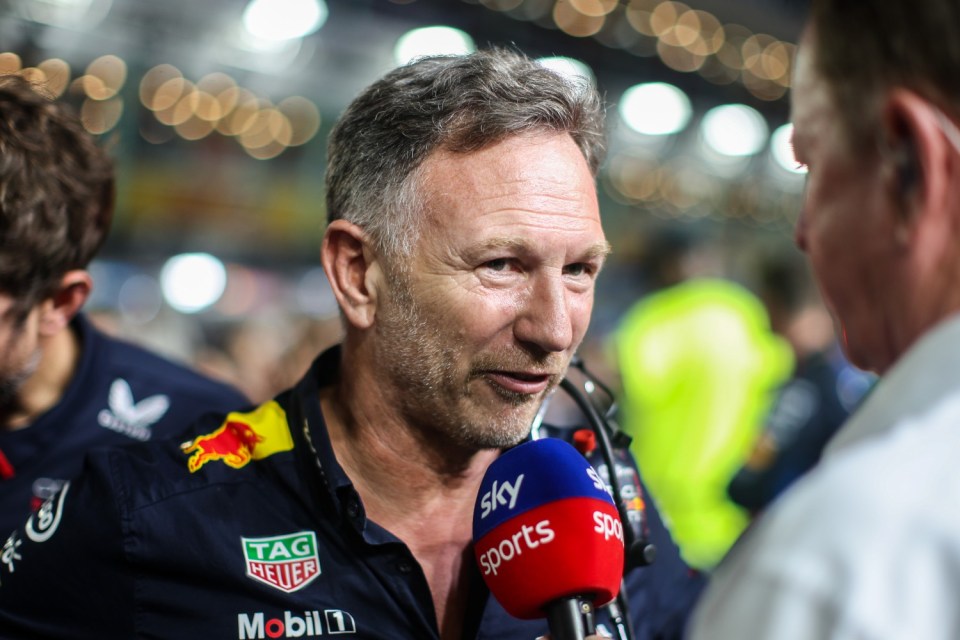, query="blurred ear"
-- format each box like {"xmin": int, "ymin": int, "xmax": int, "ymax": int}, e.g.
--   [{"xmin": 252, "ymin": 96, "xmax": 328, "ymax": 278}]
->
[
  {"xmin": 880, "ymin": 90, "xmax": 956, "ymax": 242},
  {"xmin": 38, "ymin": 270, "xmax": 91, "ymax": 337},
  {"xmin": 321, "ymin": 220, "xmax": 383, "ymax": 329}
]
